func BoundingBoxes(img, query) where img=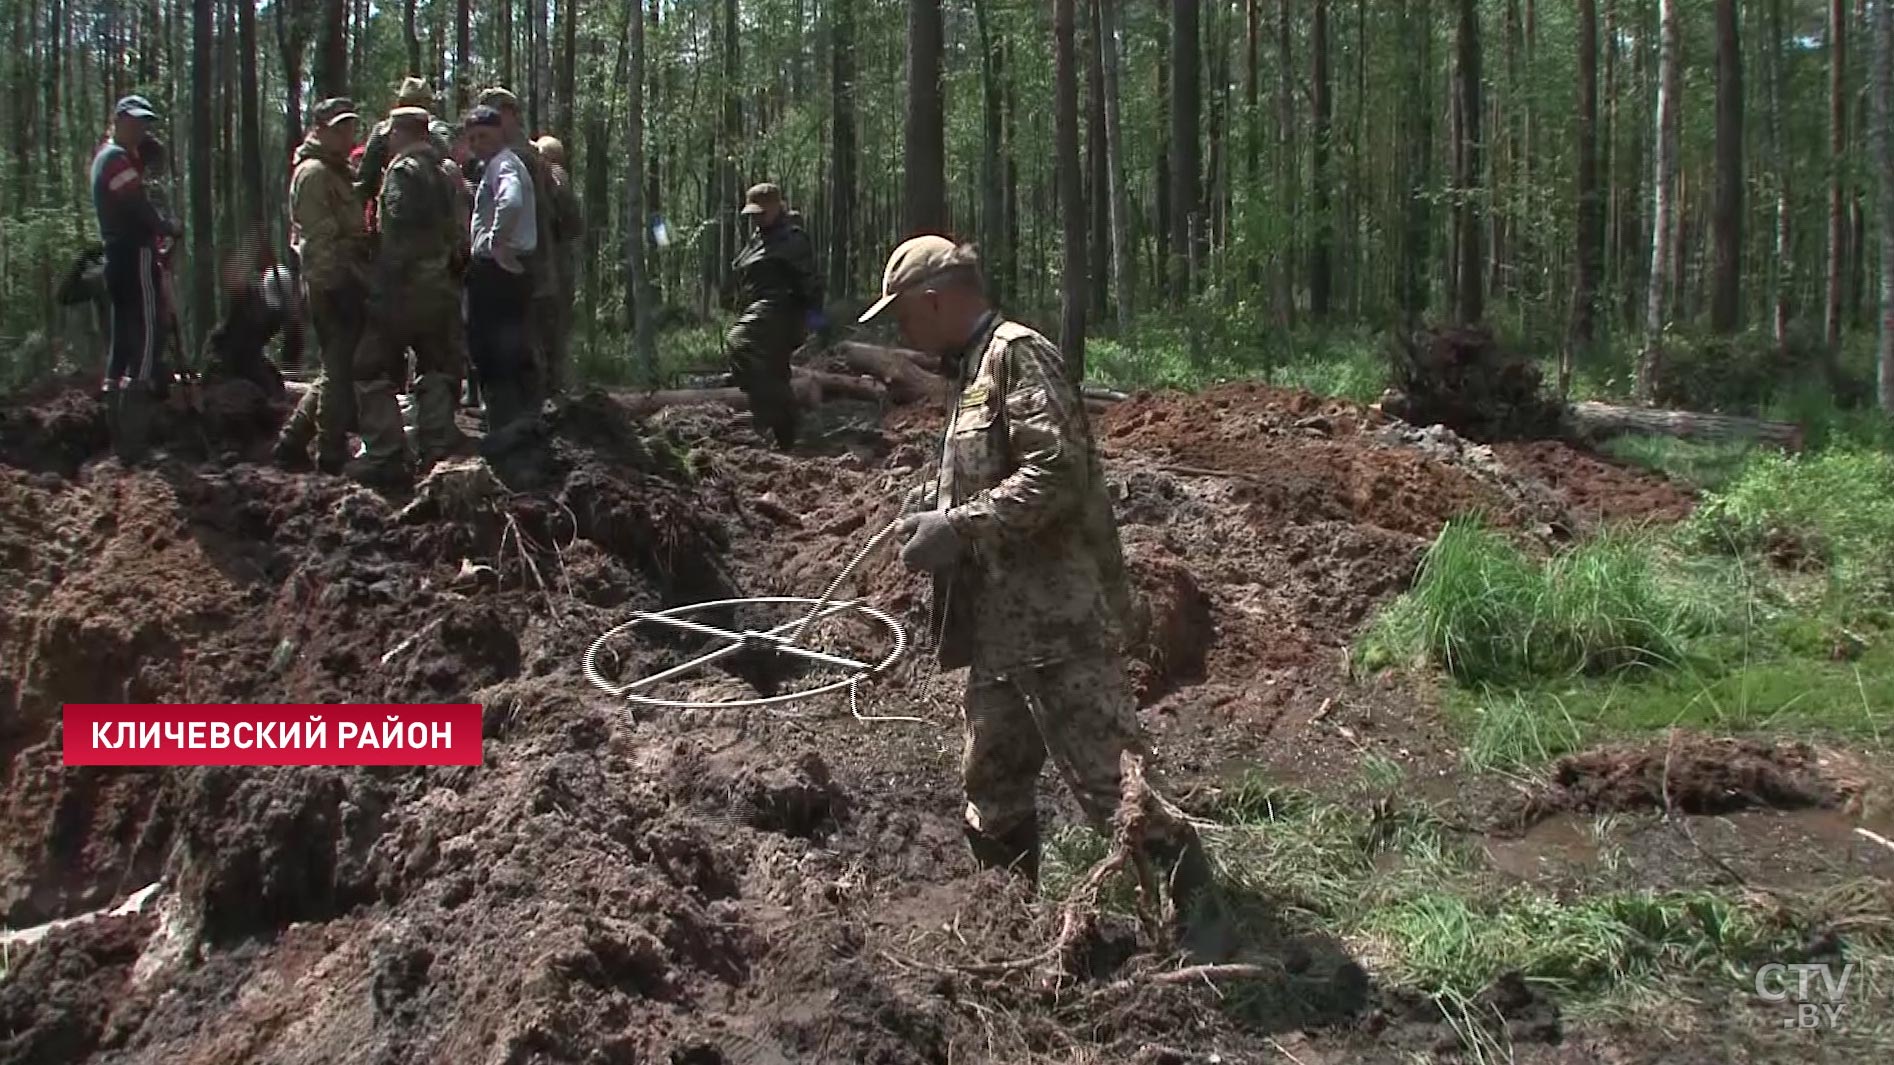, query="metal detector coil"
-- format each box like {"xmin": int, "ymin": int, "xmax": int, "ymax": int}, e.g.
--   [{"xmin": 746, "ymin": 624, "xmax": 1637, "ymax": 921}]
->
[{"xmin": 582, "ymin": 596, "xmax": 907, "ymax": 711}]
